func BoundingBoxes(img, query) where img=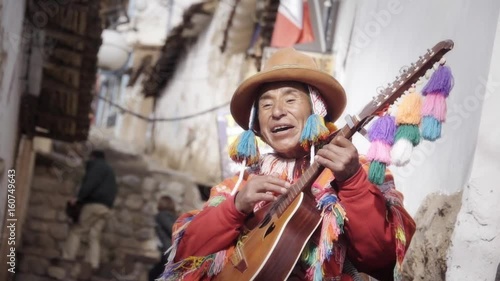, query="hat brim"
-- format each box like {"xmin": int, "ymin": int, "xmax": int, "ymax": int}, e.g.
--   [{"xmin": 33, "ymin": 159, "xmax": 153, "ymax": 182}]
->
[{"xmin": 230, "ymin": 66, "xmax": 347, "ymax": 130}]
